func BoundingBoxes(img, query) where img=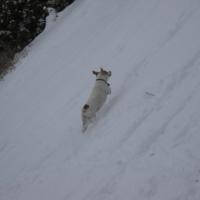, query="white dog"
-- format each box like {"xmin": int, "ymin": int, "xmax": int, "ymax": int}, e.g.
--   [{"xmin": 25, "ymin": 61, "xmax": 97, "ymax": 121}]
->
[{"xmin": 82, "ymin": 68, "xmax": 112, "ymax": 132}]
